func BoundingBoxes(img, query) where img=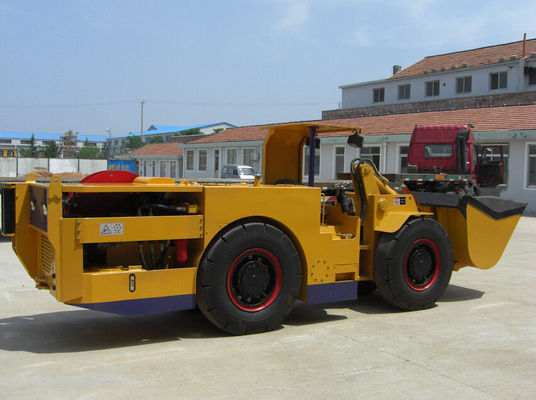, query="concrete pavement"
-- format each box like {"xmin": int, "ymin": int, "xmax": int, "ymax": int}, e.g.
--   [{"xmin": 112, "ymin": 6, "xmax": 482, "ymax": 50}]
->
[{"xmin": 0, "ymin": 217, "xmax": 535, "ymax": 399}]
